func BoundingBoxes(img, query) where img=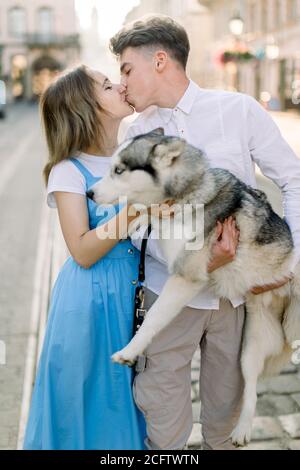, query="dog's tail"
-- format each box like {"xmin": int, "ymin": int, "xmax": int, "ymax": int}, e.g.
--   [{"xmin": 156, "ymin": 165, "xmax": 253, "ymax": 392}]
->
[
  {"xmin": 282, "ymin": 263, "xmax": 300, "ymax": 346},
  {"xmin": 261, "ymin": 264, "xmax": 300, "ymax": 378}
]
